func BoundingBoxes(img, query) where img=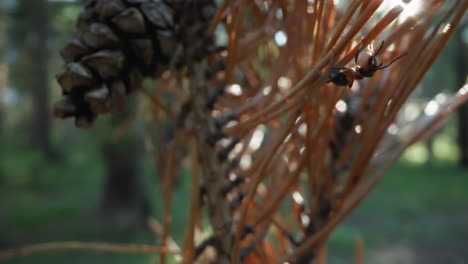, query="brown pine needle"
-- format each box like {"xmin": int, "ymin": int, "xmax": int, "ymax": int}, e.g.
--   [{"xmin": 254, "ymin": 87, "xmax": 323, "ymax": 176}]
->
[
  {"xmin": 44, "ymin": 1, "xmax": 468, "ymax": 264},
  {"xmin": 159, "ymin": 132, "xmax": 183, "ymax": 264},
  {"xmin": 355, "ymin": 236, "xmax": 364, "ymax": 264},
  {"xmin": 181, "ymin": 138, "xmax": 201, "ymax": 264},
  {"xmin": 138, "ymin": 86, "xmax": 176, "ymax": 122}
]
